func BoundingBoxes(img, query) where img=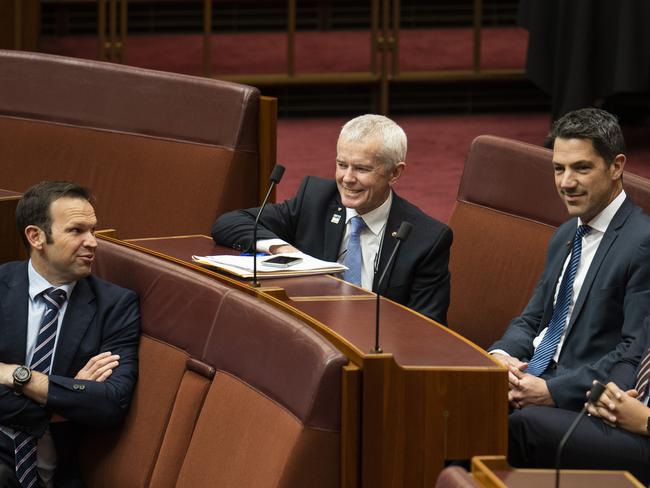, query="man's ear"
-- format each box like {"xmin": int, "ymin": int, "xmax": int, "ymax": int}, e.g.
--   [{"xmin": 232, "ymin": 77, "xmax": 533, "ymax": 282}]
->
[
  {"xmin": 610, "ymin": 153, "xmax": 626, "ymax": 181},
  {"xmin": 389, "ymin": 162, "xmax": 406, "ymax": 185},
  {"xmin": 25, "ymin": 225, "xmax": 45, "ymax": 251}
]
